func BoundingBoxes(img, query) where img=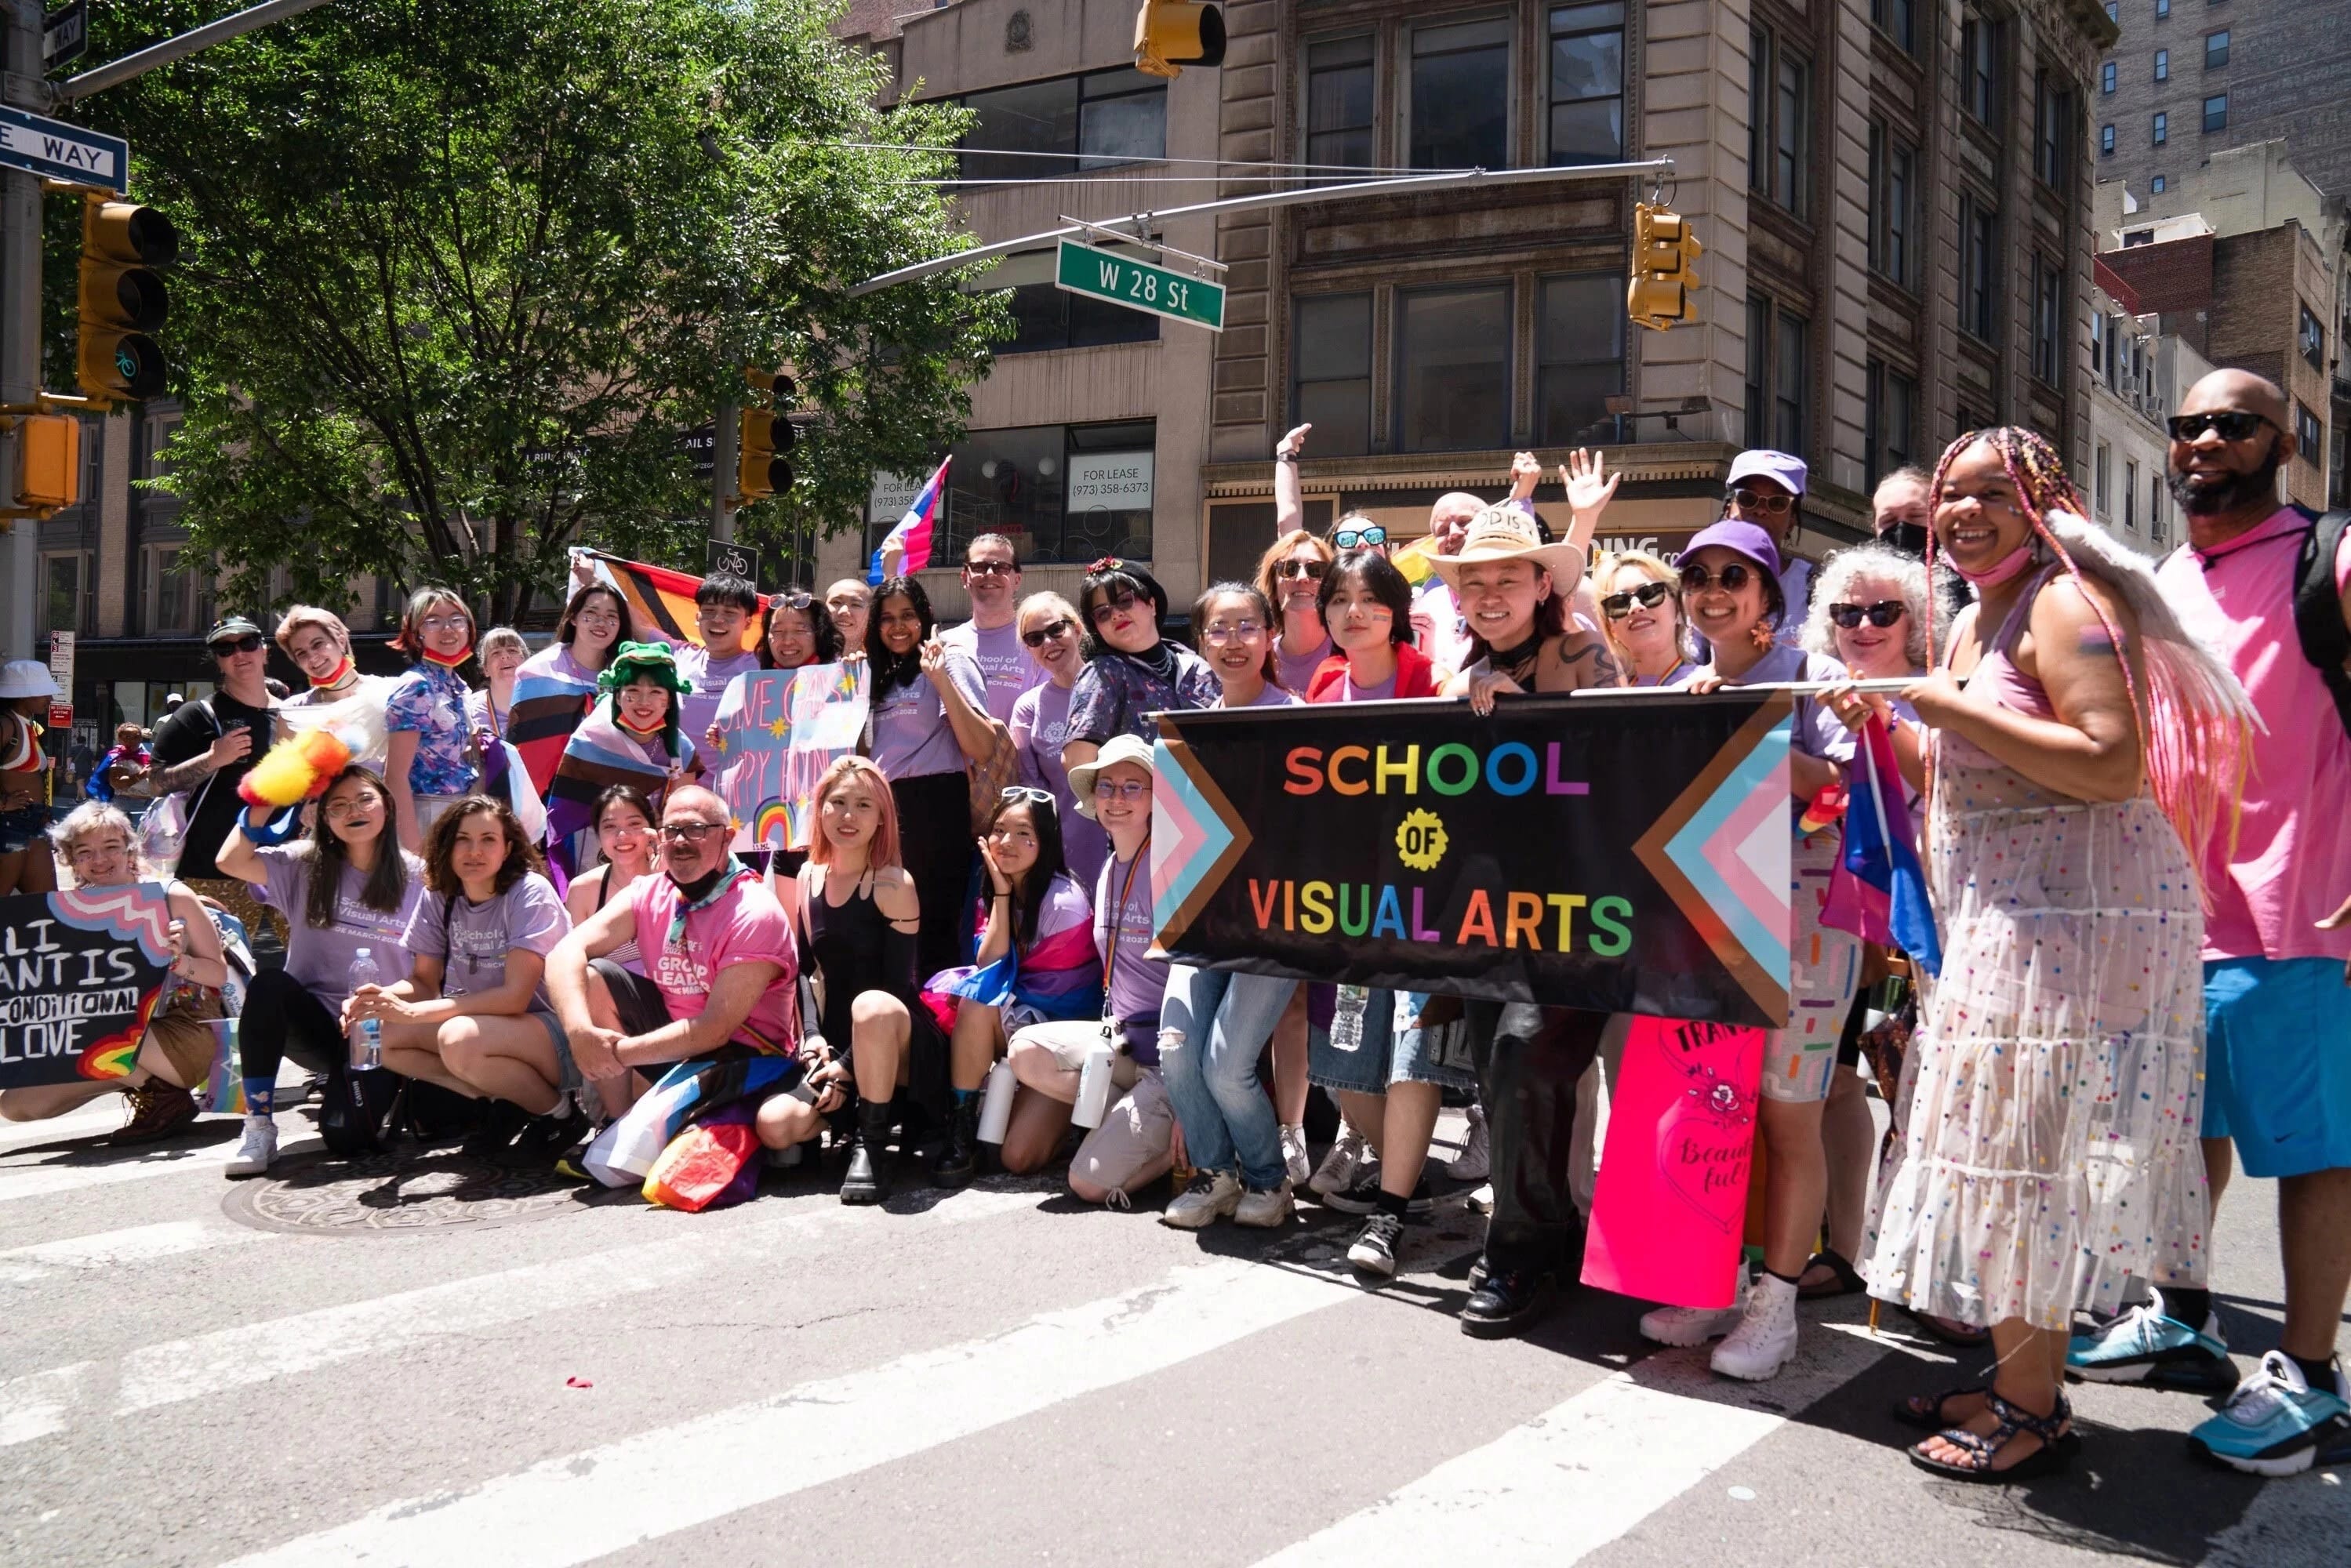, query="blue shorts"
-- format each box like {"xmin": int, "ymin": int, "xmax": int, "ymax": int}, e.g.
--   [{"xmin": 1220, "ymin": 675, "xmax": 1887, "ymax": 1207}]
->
[
  {"xmin": 1307, "ymin": 989, "xmax": 1478, "ymax": 1096},
  {"xmin": 2200, "ymin": 956, "xmax": 2351, "ymax": 1179}
]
